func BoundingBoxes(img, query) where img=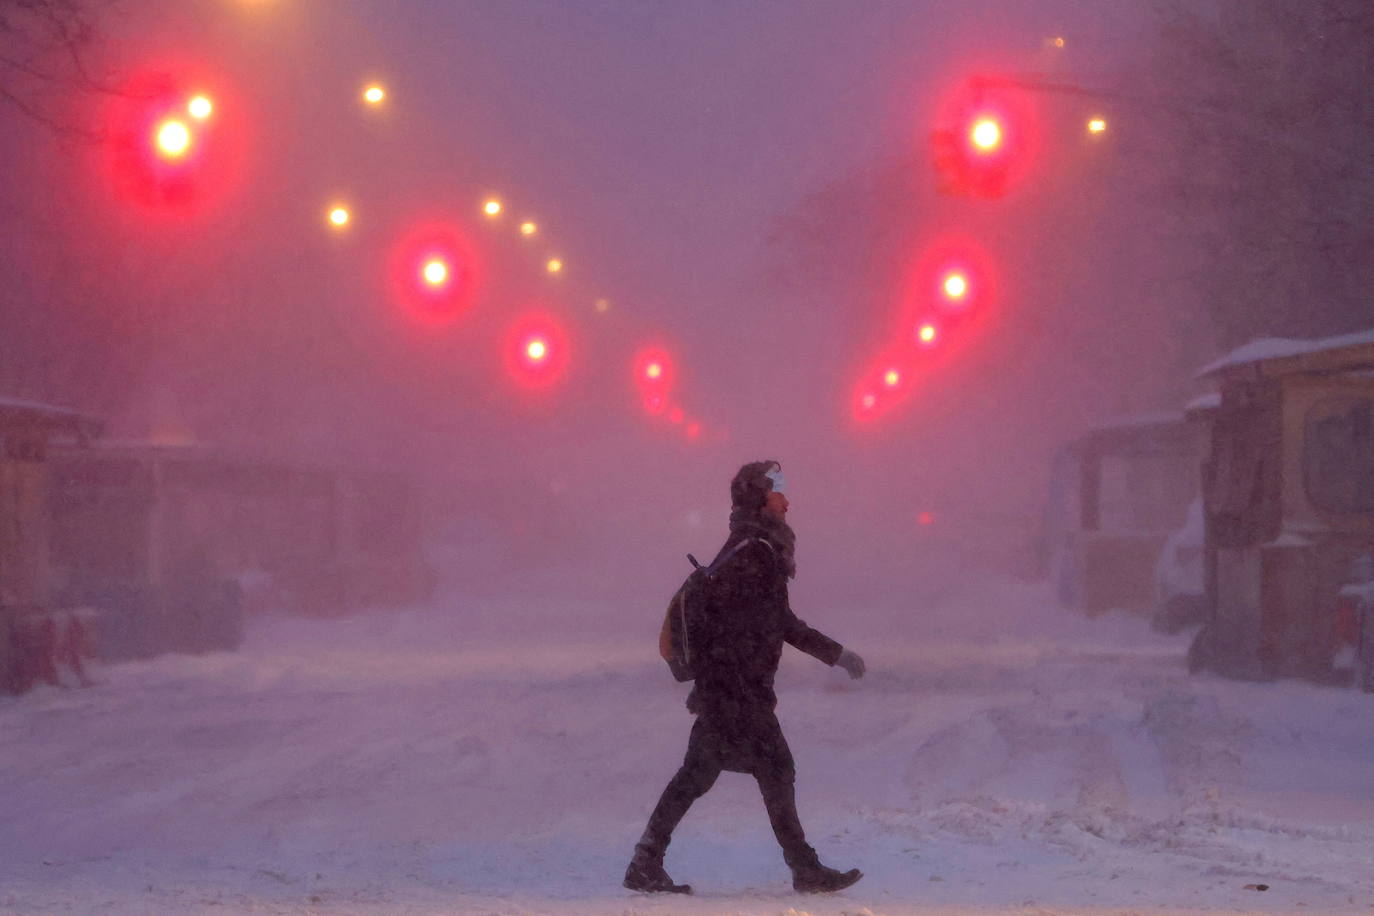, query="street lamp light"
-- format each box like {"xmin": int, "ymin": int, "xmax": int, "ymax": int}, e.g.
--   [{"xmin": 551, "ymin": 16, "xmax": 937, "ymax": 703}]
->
[
  {"xmin": 422, "ymin": 258, "xmax": 449, "ymax": 287},
  {"xmin": 970, "ymin": 117, "xmax": 1002, "ymax": 152},
  {"xmin": 155, "ymin": 119, "xmax": 192, "ymax": 158}
]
